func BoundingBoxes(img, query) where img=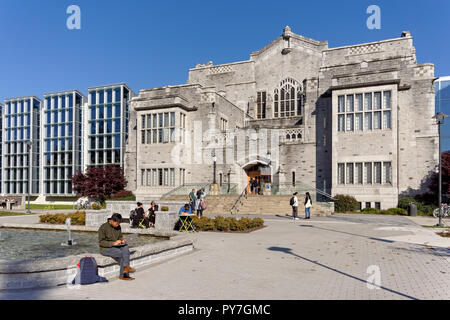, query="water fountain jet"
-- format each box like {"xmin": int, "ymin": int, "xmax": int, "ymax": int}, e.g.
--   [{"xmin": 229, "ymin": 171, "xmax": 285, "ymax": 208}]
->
[{"xmin": 61, "ymin": 218, "xmax": 76, "ymax": 246}]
